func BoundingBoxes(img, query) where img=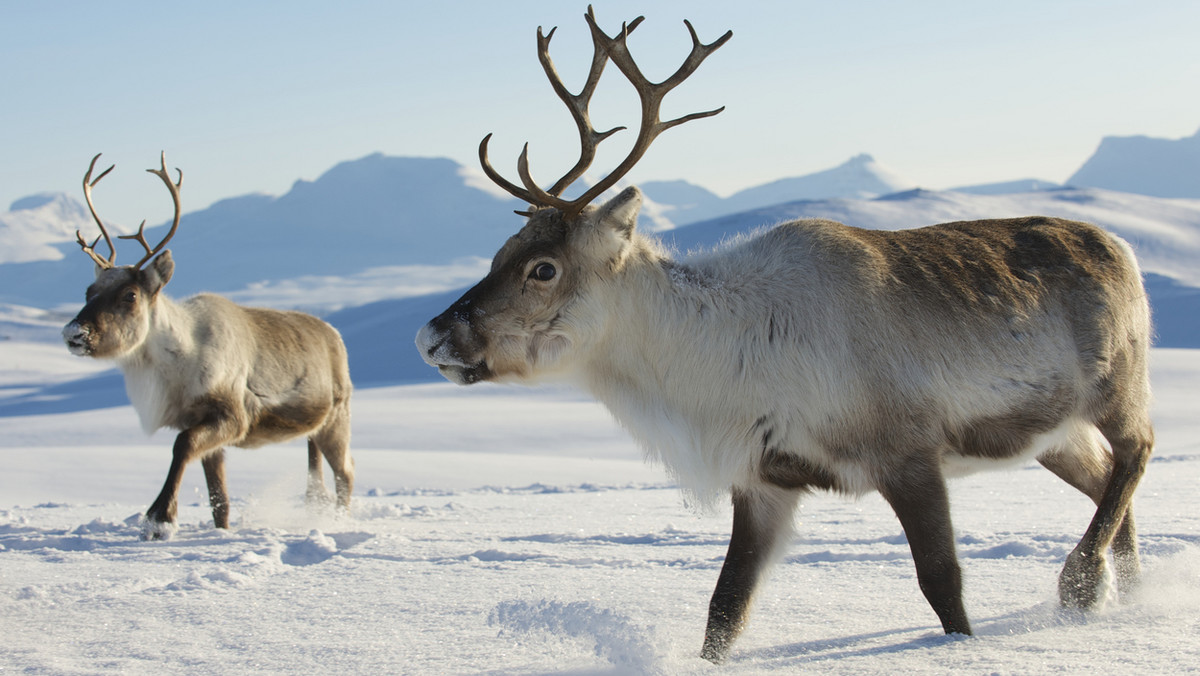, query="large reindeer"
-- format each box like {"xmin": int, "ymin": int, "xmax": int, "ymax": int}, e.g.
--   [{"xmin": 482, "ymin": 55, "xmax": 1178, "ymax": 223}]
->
[
  {"xmin": 417, "ymin": 7, "xmax": 1153, "ymax": 663},
  {"xmin": 63, "ymin": 153, "xmax": 354, "ymax": 540}
]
